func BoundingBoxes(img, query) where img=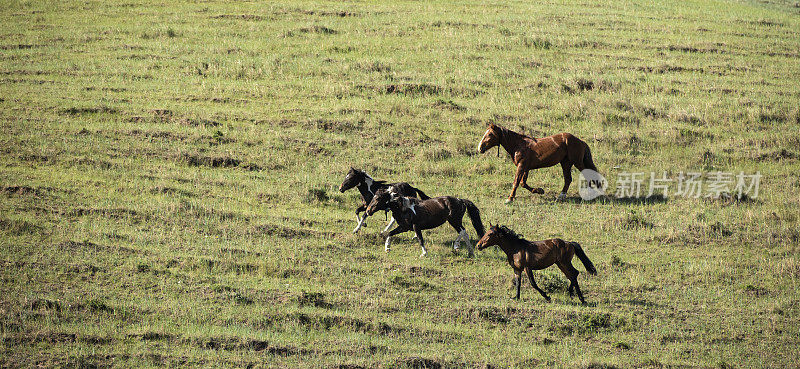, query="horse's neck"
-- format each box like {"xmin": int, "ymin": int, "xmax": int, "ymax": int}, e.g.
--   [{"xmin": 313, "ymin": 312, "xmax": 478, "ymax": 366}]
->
[
  {"xmin": 389, "ymin": 202, "xmax": 411, "ymax": 221},
  {"xmin": 499, "ymin": 129, "xmax": 529, "ymax": 156},
  {"xmin": 497, "ymin": 238, "xmax": 522, "ymax": 256},
  {"xmin": 356, "ymin": 182, "xmax": 374, "ymax": 201}
]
